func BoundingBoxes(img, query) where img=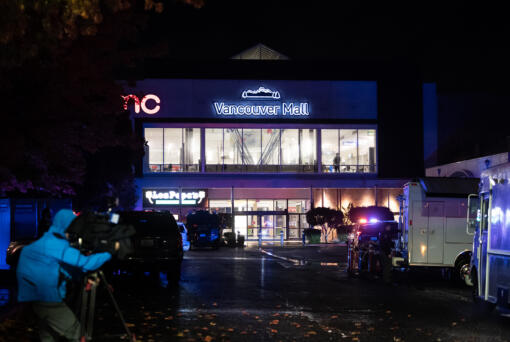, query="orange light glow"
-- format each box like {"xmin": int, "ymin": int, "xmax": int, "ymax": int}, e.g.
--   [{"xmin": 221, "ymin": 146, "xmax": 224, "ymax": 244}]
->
[{"xmin": 359, "ymin": 218, "xmax": 367, "ymax": 224}]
